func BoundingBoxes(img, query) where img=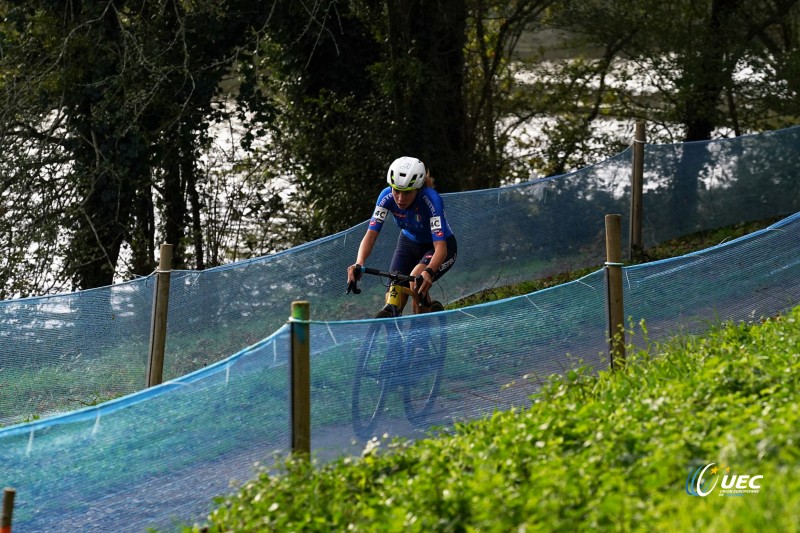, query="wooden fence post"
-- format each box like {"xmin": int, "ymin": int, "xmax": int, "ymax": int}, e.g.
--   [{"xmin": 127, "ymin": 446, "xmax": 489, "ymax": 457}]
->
[
  {"xmin": 147, "ymin": 244, "xmax": 173, "ymax": 388},
  {"xmin": 629, "ymin": 121, "xmax": 646, "ymax": 261},
  {"xmin": 290, "ymin": 301, "xmax": 311, "ymax": 455},
  {"xmin": 1, "ymin": 487, "xmax": 15, "ymax": 533},
  {"xmin": 605, "ymin": 214, "xmax": 626, "ymax": 369}
]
